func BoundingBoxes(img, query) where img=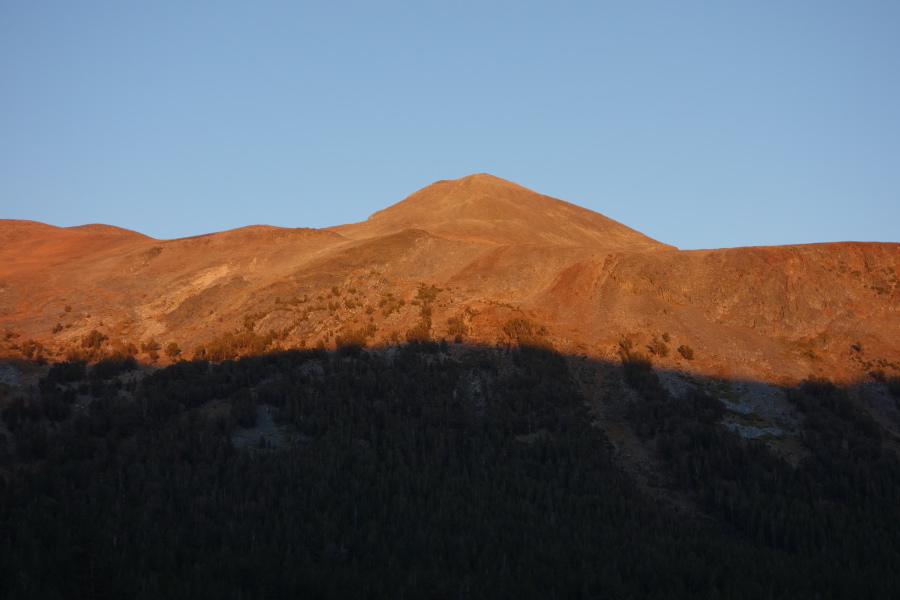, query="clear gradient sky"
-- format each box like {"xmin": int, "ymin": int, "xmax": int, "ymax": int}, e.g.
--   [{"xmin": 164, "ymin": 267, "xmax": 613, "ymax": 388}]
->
[{"xmin": 1, "ymin": 1, "xmax": 898, "ymax": 250}]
